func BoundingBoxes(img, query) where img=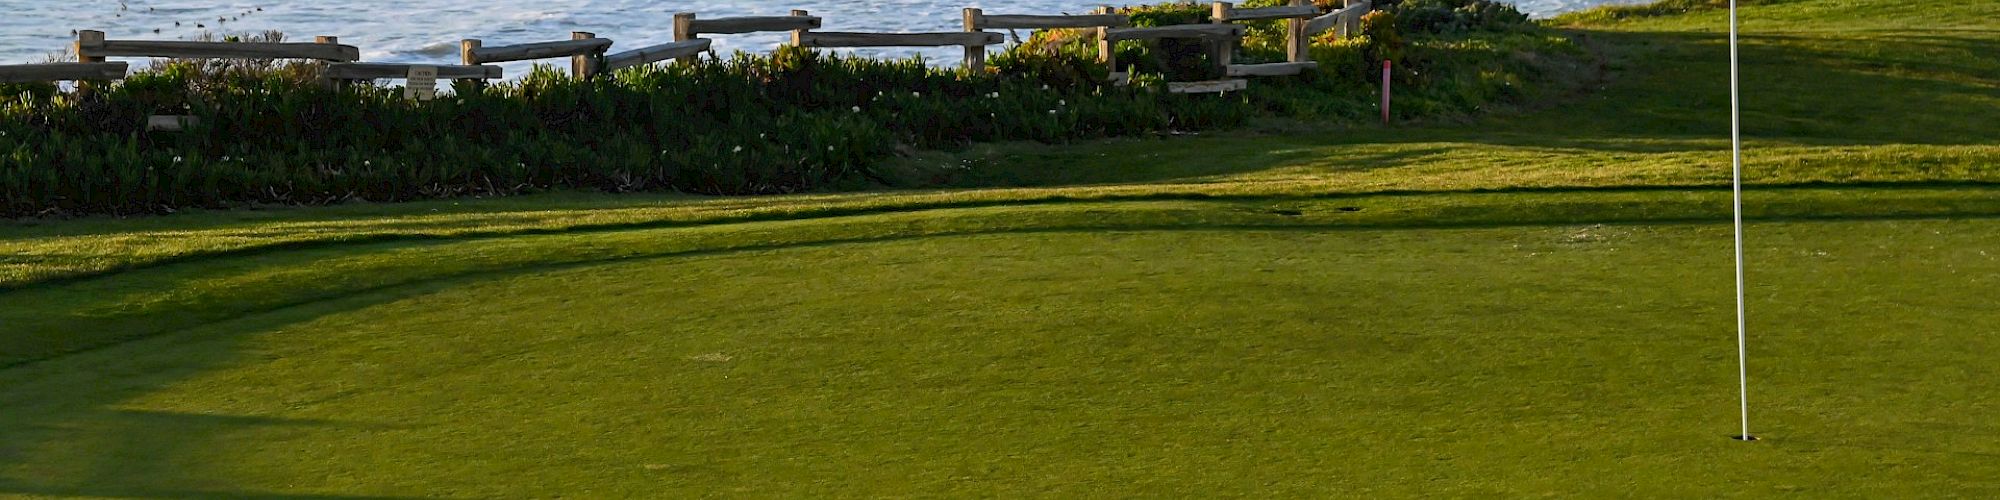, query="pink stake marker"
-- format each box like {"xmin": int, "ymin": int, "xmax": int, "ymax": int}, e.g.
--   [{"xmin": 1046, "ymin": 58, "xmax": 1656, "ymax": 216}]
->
[{"xmin": 1381, "ymin": 60, "xmax": 1392, "ymax": 125}]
